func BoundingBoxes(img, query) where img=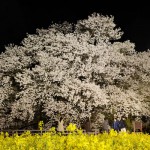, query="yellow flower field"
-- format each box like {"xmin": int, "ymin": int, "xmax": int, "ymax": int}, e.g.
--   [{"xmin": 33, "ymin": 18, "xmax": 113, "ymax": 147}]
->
[{"xmin": 0, "ymin": 128, "xmax": 150, "ymax": 150}]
